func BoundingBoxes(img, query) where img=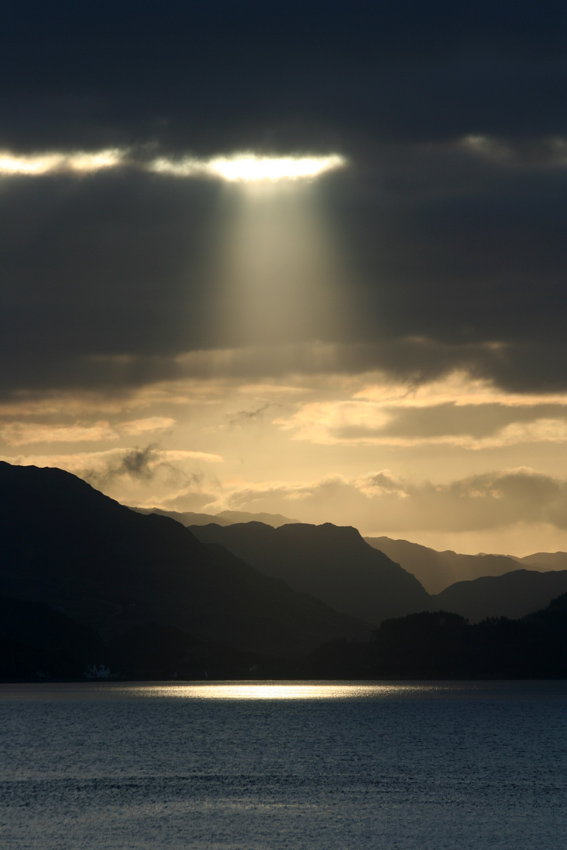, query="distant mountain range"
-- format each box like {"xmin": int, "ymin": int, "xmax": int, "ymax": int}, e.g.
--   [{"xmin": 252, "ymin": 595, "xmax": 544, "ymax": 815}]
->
[
  {"xmin": 132, "ymin": 510, "xmax": 567, "ymax": 598},
  {"xmin": 189, "ymin": 523, "xmax": 567, "ymax": 625},
  {"xmin": 189, "ymin": 521, "xmax": 430, "ymax": 625},
  {"xmin": 4, "ymin": 460, "xmax": 567, "ymax": 681},
  {"xmin": 364, "ymin": 536, "xmax": 563, "ymax": 593},
  {"xmin": 131, "ymin": 507, "xmax": 298, "ymax": 528},
  {"xmin": 519, "ymin": 552, "xmax": 567, "ymax": 570},
  {"xmin": 133, "ymin": 500, "xmax": 567, "ymax": 625},
  {"xmin": 430, "ymin": 569, "xmax": 567, "ymax": 622}
]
